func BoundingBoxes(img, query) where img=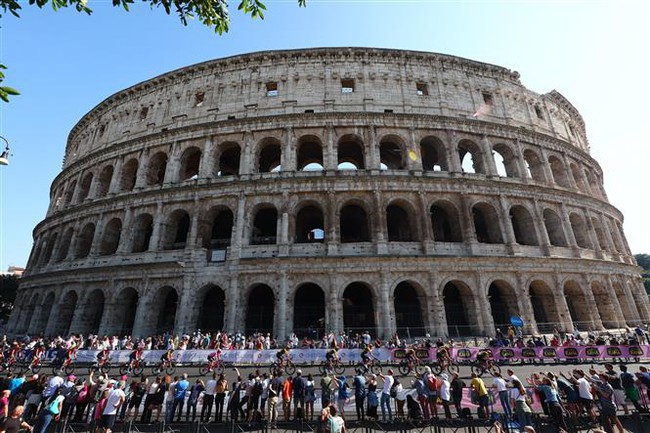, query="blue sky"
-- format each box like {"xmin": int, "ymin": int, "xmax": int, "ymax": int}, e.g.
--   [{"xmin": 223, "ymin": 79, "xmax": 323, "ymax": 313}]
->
[{"xmin": 0, "ymin": 0, "xmax": 648, "ymax": 269}]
